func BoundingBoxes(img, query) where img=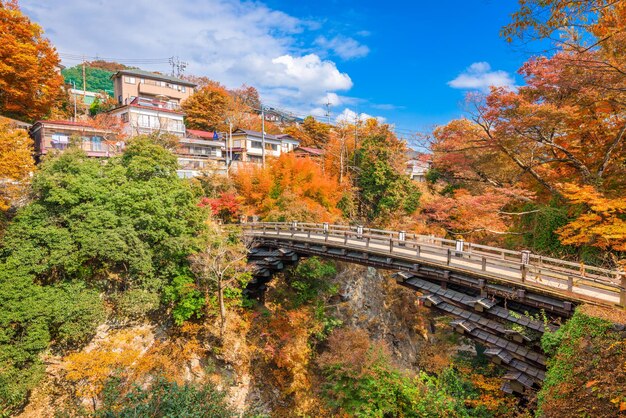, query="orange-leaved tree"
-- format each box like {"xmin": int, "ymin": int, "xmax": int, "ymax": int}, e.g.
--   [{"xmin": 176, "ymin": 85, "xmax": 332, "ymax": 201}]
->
[
  {"xmin": 234, "ymin": 153, "xmax": 345, "ymax": 222},
  {"xmin": 0, "ymin": 0, "xmax": 64, "ymax": 121},
  {"xmin": 431, "ymin": 51, "xmax": 626, "ymax": 254},
  {"xmin": 181, "ymin": 80, "xmax": 230, "ymax": 132},
  {"xmin": 557, "ymin": 184, "xmax": 626, "ymax": 253}
]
